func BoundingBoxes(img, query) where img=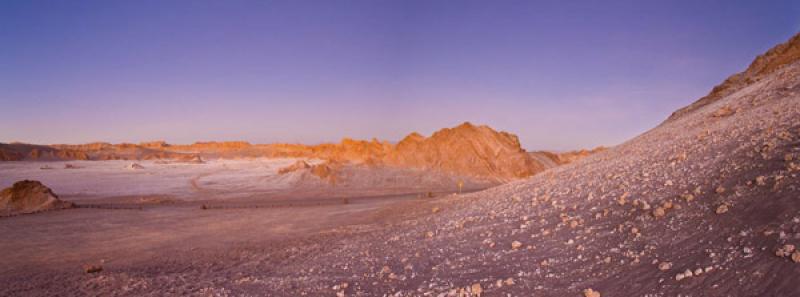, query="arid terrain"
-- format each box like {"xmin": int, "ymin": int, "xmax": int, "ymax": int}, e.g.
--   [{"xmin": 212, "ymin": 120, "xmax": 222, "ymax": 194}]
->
[{"xmin": 2, "ymin": 33, "xmax": 800, "ymax": 297}]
